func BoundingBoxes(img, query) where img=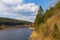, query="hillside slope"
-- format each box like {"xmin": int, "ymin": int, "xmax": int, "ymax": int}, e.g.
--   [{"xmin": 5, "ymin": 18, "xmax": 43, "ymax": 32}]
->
[
  {"xmin": 0, "ymin": 17, "xmax": 32, "ymax": 30},
  {"xmin": 30, "ymin": 2, "xmax": 60, "ymax": 40},
  {"xmin": 30, "ymin": 10, "xmax": 60, "ymax": 40},
  {"xmin": 39, "ymin": 10, "xmax": 60, "ymax": 40},
  {"xmin": 0, "ymin": 17, "xmax": 32, "ymax": 25}
]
